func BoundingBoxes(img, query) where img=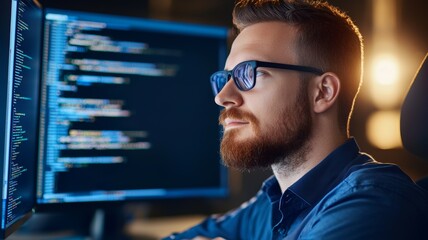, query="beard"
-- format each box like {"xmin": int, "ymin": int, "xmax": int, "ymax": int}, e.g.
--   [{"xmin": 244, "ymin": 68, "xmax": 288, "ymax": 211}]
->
[{"xmin": 219, "ymin": 84, "xmax": 312, "ymax": 172}]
